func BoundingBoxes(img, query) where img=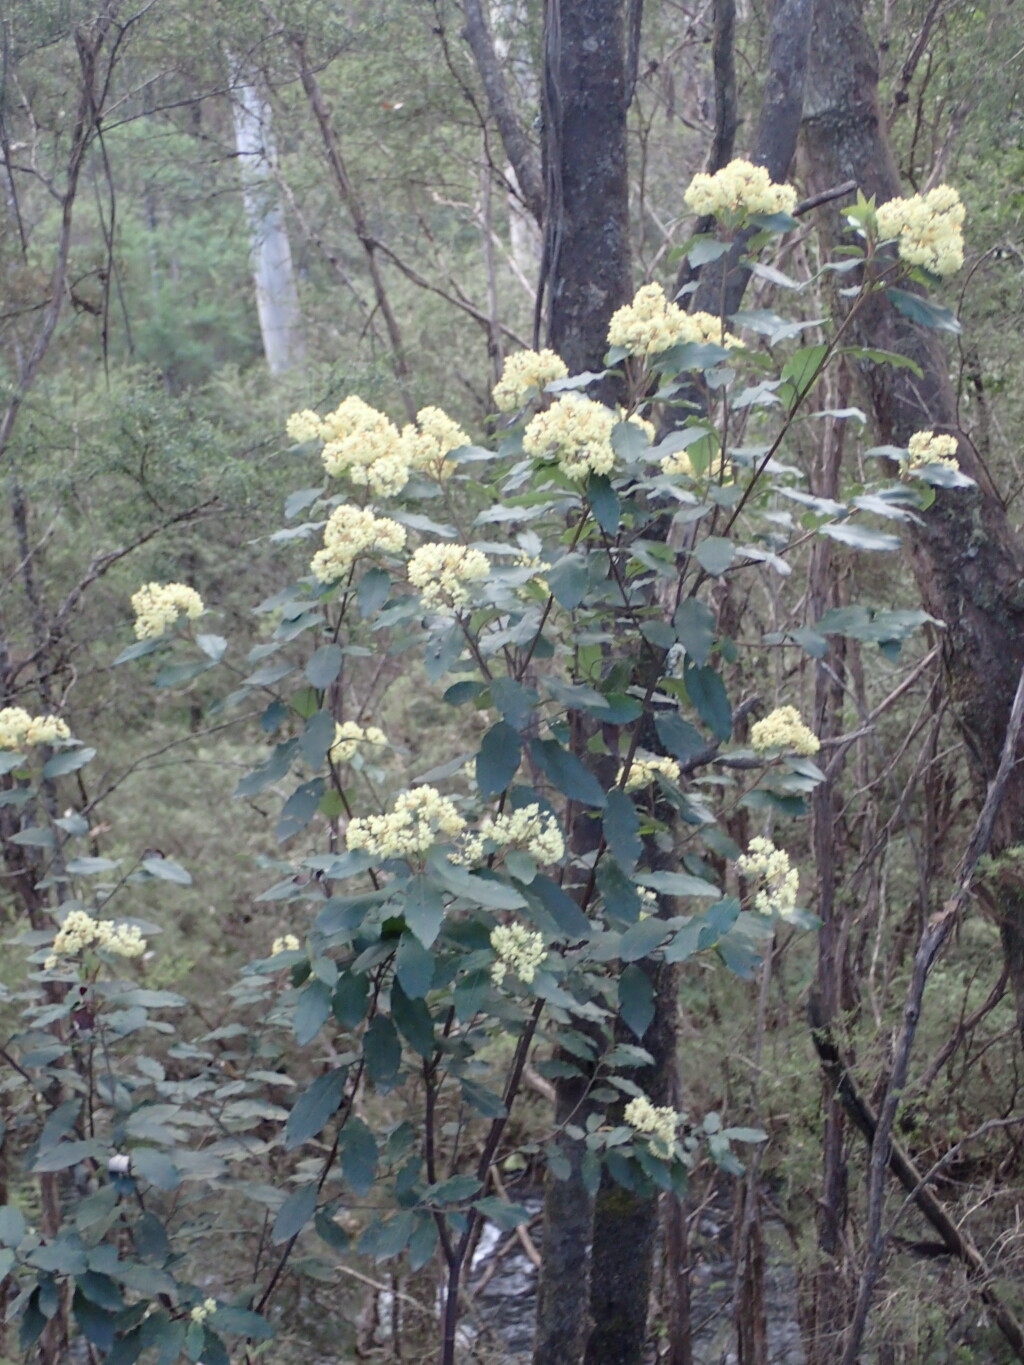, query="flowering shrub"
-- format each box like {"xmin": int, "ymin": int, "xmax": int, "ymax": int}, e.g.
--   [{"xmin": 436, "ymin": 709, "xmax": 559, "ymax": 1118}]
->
[{"xmin": 0, "ymin": 168, "xmax": 975, "ymax": 1365}]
